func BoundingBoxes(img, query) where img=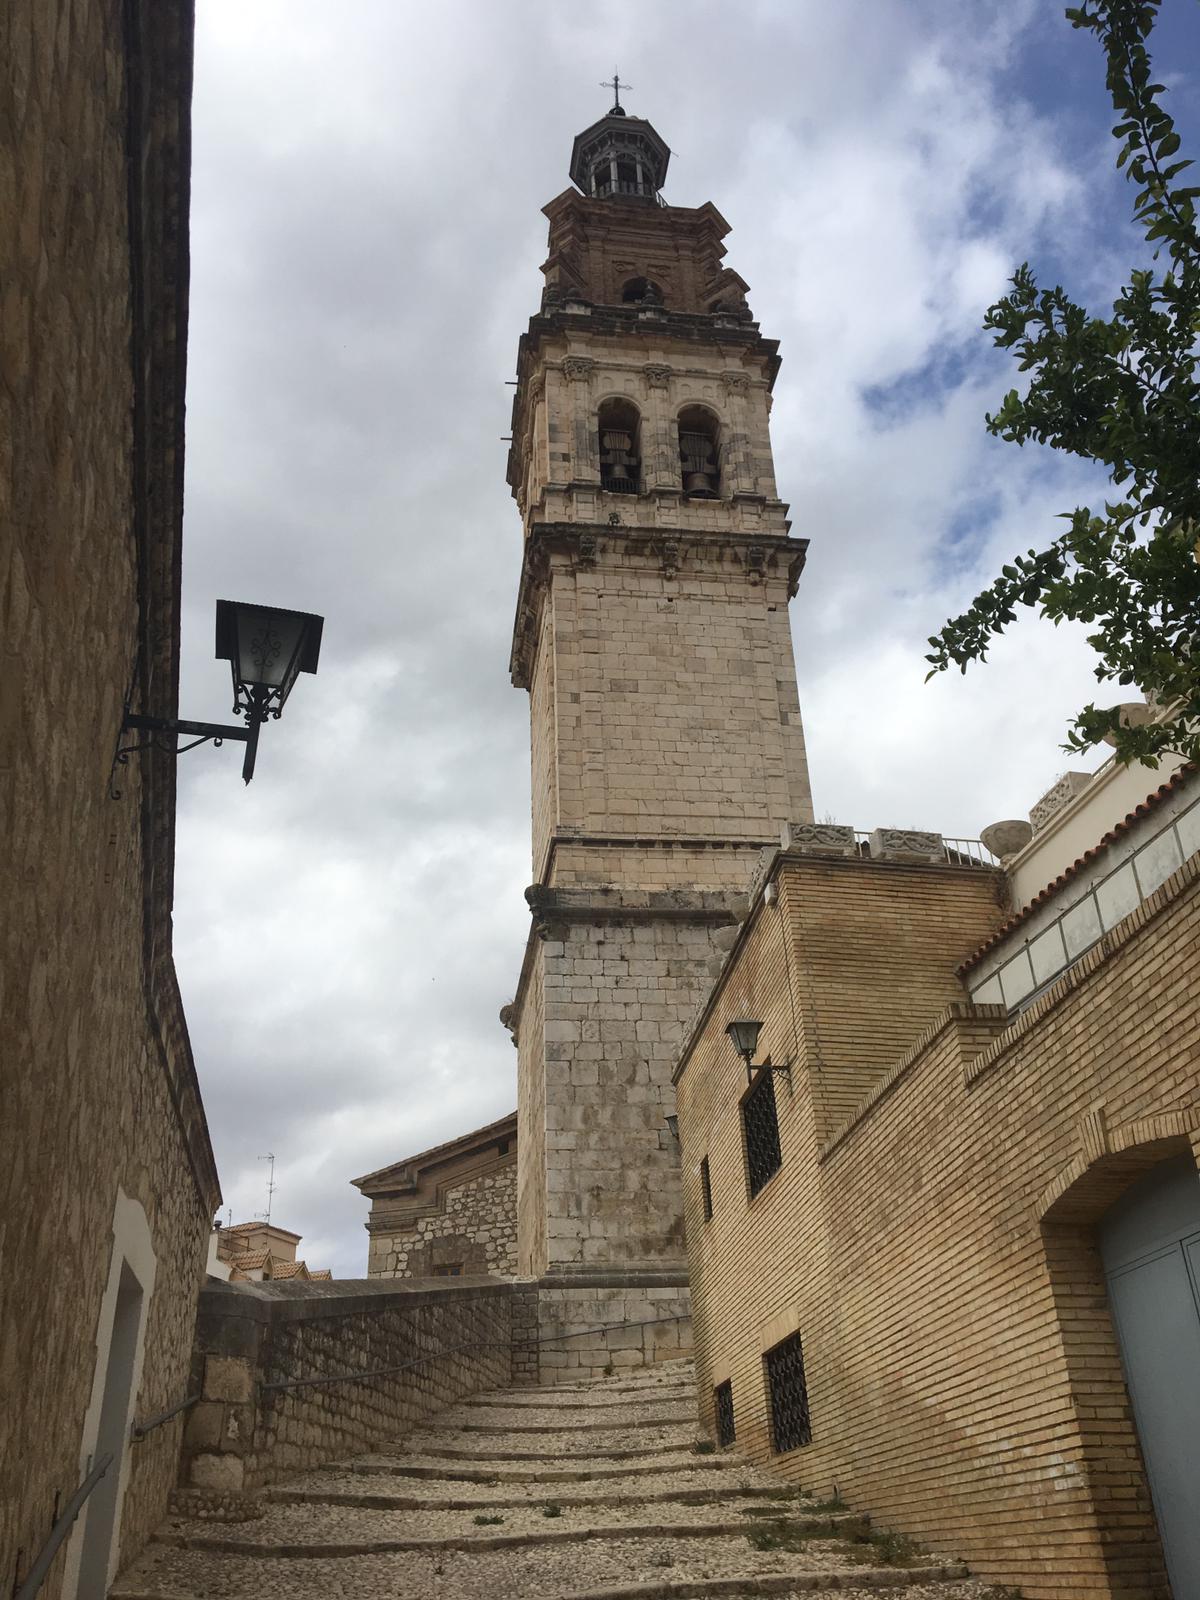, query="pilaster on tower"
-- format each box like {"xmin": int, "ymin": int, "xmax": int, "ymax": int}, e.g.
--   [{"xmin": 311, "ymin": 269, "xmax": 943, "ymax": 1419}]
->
[{"xmin": 504, "ymin": 100, "xmax": 814, "ymax": 1371}]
